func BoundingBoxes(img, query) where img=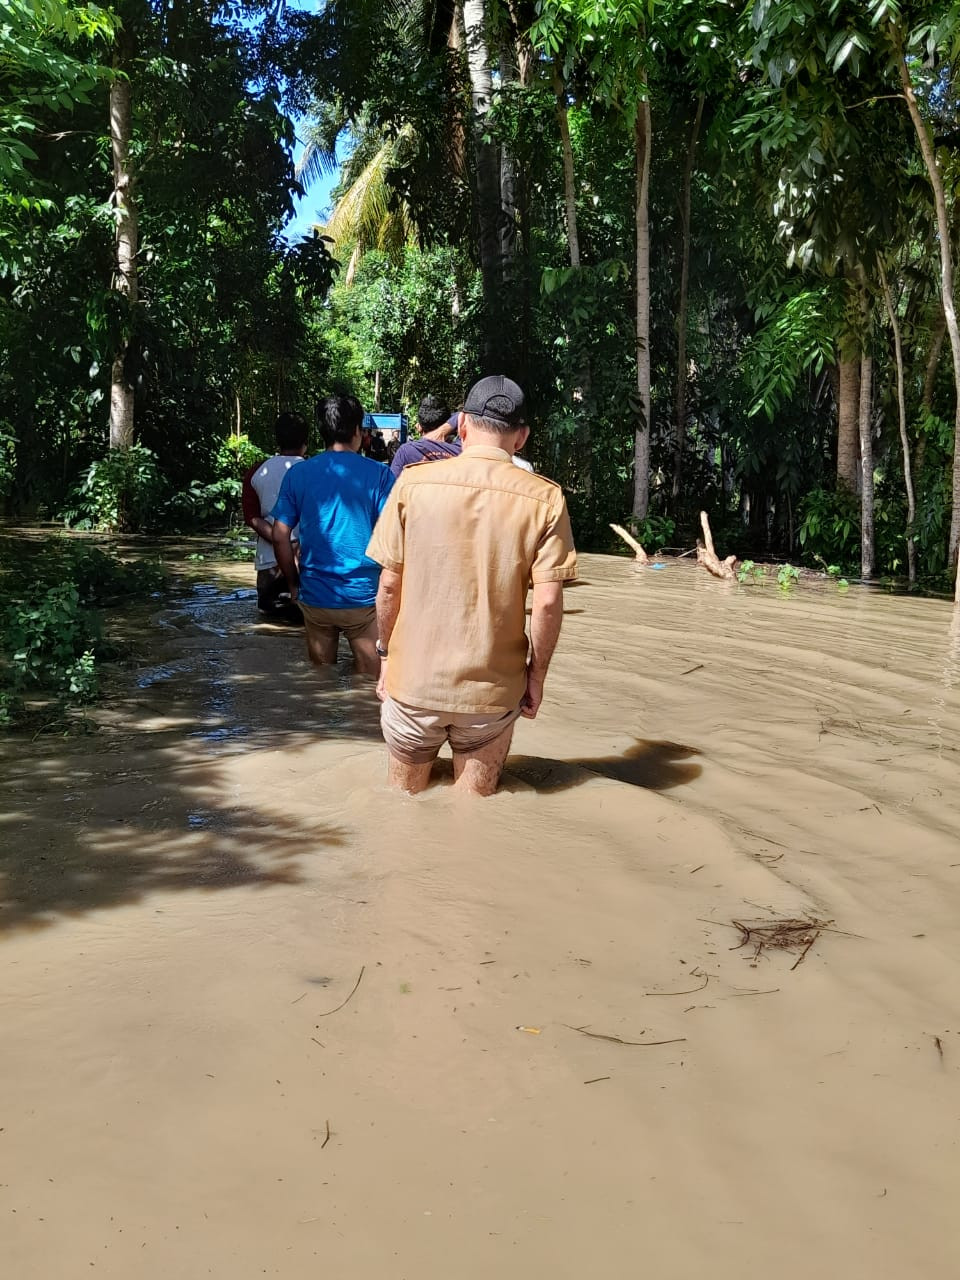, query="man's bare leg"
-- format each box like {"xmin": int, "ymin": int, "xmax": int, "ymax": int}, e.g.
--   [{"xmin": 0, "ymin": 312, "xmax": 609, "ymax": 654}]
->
[
  {"xmin": 387, "ymin": 753, "xmax": 434, "ymax": 795},
  {"xmin": 304, "ymin": 622, "xmax": 339, "ymax": 667},
  {"xmin": 348, "ymin": 618, "xmax": 380, "ymax": 677},
  {"xmin": 452, "ymin": 722, "xmax": 516, "ymax": 797}
]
